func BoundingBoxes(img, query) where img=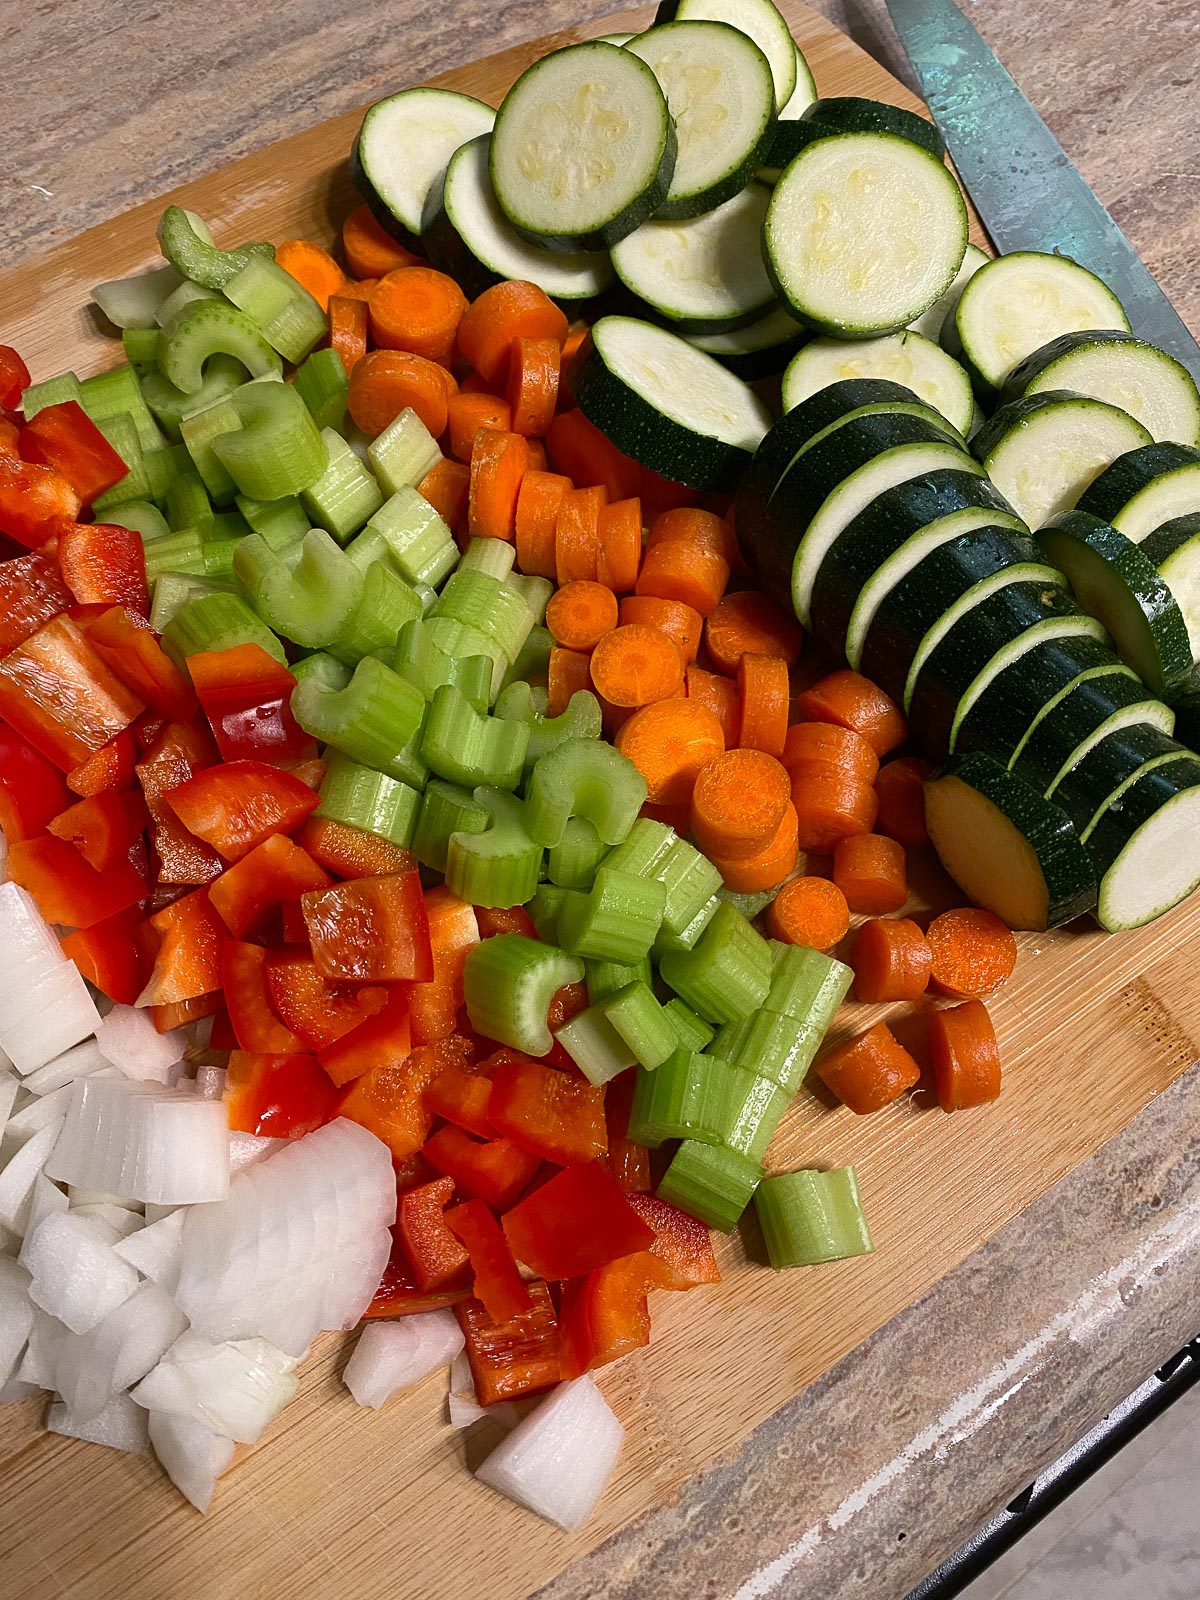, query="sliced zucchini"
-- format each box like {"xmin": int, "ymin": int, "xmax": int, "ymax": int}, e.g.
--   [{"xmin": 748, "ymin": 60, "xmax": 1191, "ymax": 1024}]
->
[
  {"xmin": 610, "ymin": 183, "xmax": 775, "ymax": 332},
  {"xmin": 946, "ymin": 251, "xmax": 1130, "ymax": 400},
  {"xmin": 687, "ymin": 303, "xmax": 807, "ymax": 378},
  {"xmin": 1050, "ymin": 722, "xmax": 1190, "ymax": 839},
  {"xmin": 924, "ymin": 752, "xmax": 1097, "ymax": 929},
  {"xmin": 1011, "ymin": 670, "xmax": 1175, "ymax": 795},
  {"xmin": 955, "ymin": 636, "xmax": 1134, "ymax": 765},
  {"xmin": 1165, "ymin": 665, "xmax": 1200, "ymax": 749},
  {"xmin": 908, "ymin": 243, "xmax": 989, "ymax": 341},
  {"xmin": 656, "ymin": 0, "xmax": 798, "ymax": 111},
  {"xmin": 574, "ymin": 314, "xmax": 771, "ymax": 491},
  {"xmin": 782, "ymin": 330, "xmax": 974, "ymax": 437},
  {"xmin": 770, "ymin": 411, "xmax": 968, "ymax": 530},
  {"xmin": 1142, "ymin": 513, "xmax": 1200, "ymax": 657},
  {"xmin": 764, "ymin": 133, "xmax": 968, "ymax": 337},
  {"xmin": 972, "ymin": 391, "xmax": 1153, "ymax": 532},
  {"xmin": 1035, "ymin": 510, "xmax": 1192, "ymax": 696},
  {"xmin": 351, "ymin": 88, "xmax": 495, "ymax": 247},
  {"xmin": 490, "ymin": 42, "xmax": 675, "ymax": 251},
  {"xmin": 624, "ymin": 22, "xmax": 775, "ymax": 219},
  {"xmin": 1076, "ymin": 442, "xmax": 1200, "ymax": 543},
  {"xmin": 1084, "ymin": 754, "xmax": 1200, "ymax": 930},
  {"xmin": 596, "ymin": 31, "xmax": 635, "ymax": 44},
  {"xmin": 757, "ymin": 93, "xmax": 944, "ymax": 187},
  {"xmin": 757, "ymin": 44, "xmax": 818, "ymax": 179}
]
